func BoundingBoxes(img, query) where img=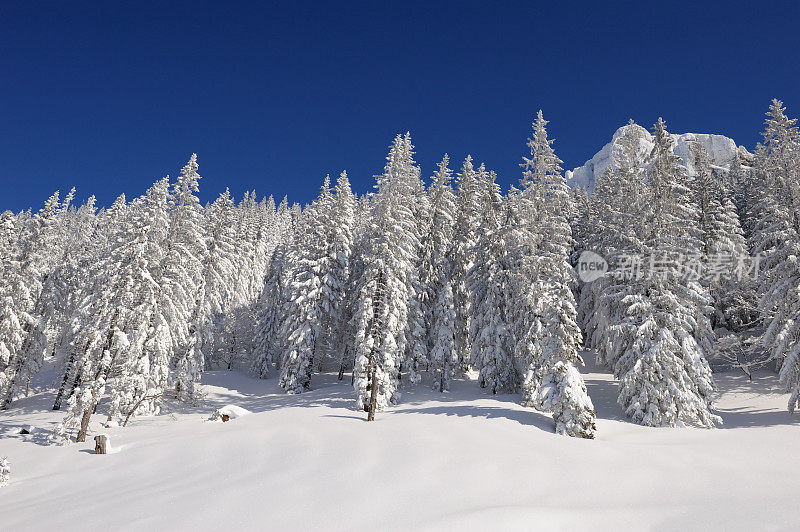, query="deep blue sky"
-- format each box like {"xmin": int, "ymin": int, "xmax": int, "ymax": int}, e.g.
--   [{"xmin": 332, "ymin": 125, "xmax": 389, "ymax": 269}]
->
[{"xmin": 2, "ymin": 1, "xmax": 799, "ymax": 212}]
